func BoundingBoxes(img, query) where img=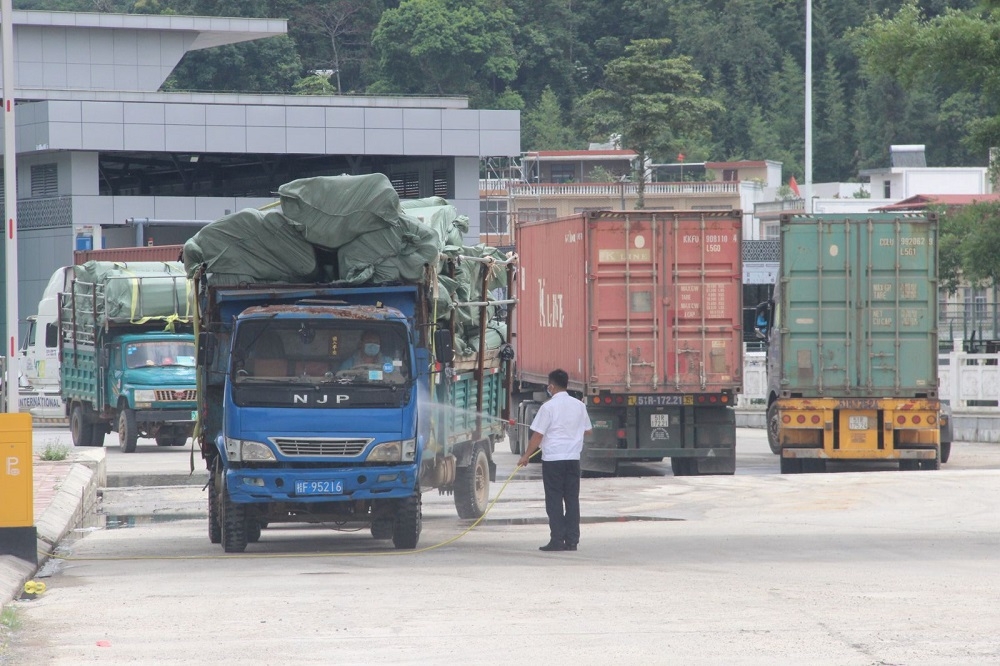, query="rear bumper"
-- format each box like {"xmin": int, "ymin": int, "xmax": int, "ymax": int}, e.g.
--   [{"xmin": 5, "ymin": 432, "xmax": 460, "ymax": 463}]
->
[{"xmin": 781, "ymin": 448, "xmax": 938, "ymax": 460}]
